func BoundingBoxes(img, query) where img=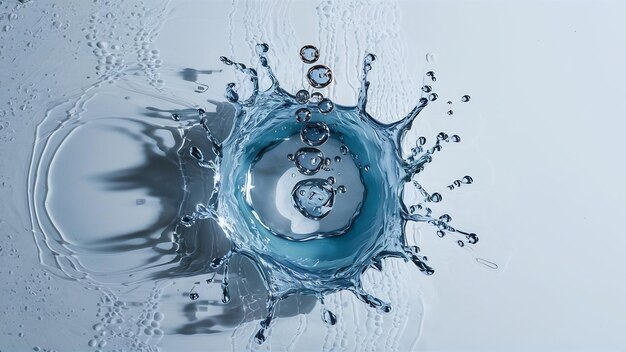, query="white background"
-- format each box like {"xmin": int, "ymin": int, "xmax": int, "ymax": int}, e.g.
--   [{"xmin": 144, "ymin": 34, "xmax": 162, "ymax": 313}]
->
[{"xmin": 0, "ymin": 1, "xmax": 625, "ymax": 351}]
